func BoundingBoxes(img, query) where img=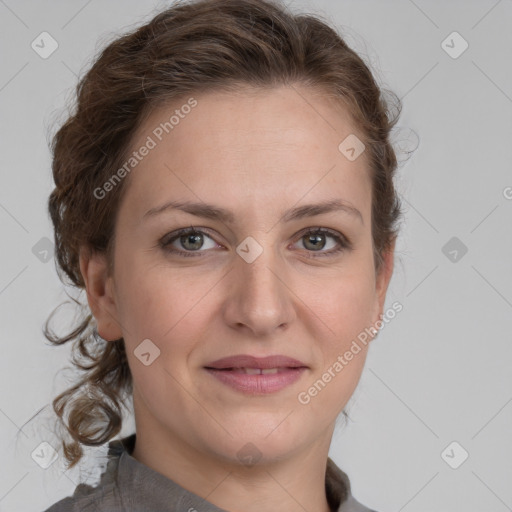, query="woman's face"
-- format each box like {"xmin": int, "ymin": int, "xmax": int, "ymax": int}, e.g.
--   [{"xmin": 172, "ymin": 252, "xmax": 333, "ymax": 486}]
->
[{"xmin": 88, "ymin": 84, "xmax": 394, "ymax": 466}]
